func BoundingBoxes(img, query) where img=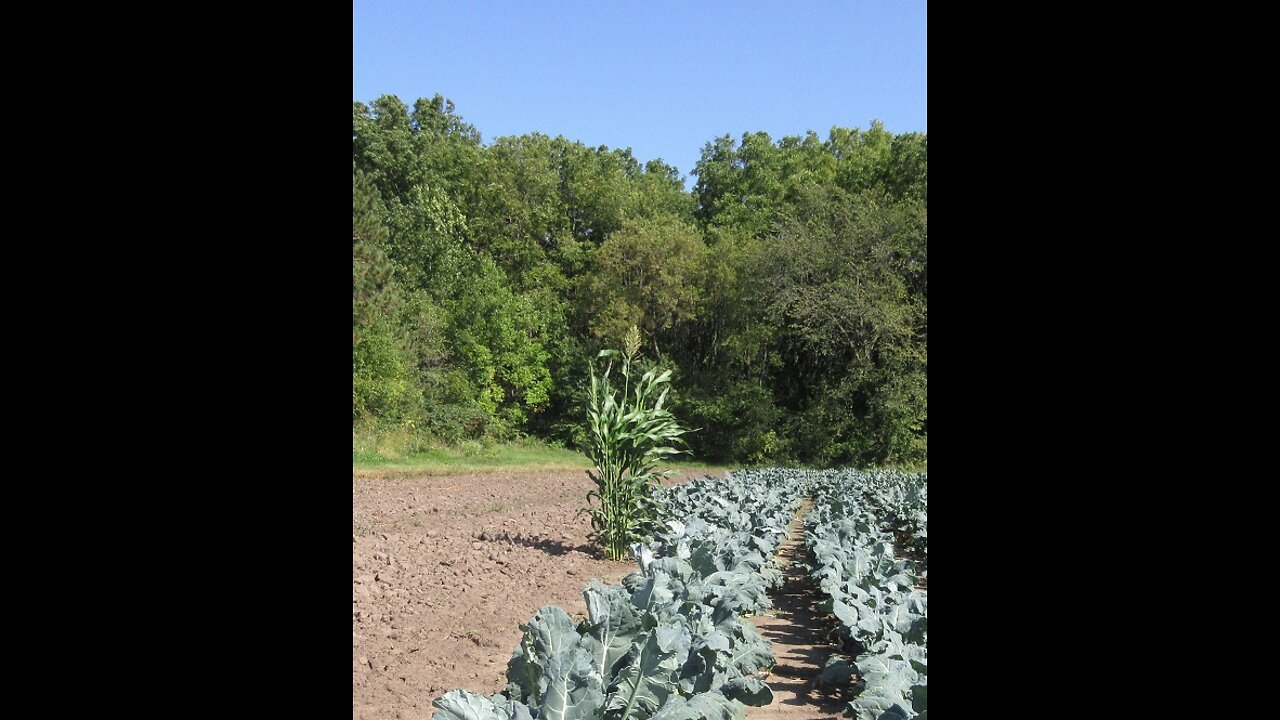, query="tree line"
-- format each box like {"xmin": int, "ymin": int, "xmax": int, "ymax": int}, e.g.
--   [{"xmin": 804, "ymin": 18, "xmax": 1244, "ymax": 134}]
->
[{"xmin": 353, "ymin": 94, "xmax": 926, "ymax": 466}]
